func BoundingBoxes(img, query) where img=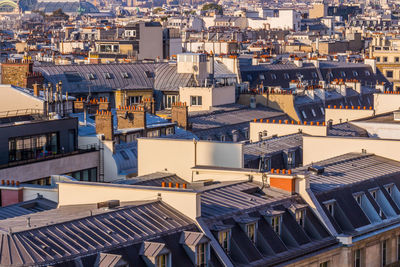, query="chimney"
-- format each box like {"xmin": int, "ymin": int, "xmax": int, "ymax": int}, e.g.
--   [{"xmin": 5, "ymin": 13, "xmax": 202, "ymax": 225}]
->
[
  {"xmin": 116, "ymin": 106, "xmax": 146, "ymax": 129},
  {"xmin": 171, "ymin": 102, "xmax": 189, "ymax": 130},
  {"xmin": 95, "ymin": 111, "xmax": 114, "ymax": 140},
  {"xmin": 268, "ymin": 172, "xmax": 296, "ymax": 194},
  {"xmin": 142, "ymin": 97, "xmax": 155, "ymax": 114},
  {"xmin": 33, "ymin": 83, "xmax": 40, "ymax": 97}
]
